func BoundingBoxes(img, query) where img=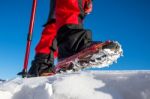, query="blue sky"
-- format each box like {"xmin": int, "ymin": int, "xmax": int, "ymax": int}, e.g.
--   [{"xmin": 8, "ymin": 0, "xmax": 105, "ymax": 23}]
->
[{"xmin": 0, "ymin": 0, "xmax": 150, "ymax": 79}]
